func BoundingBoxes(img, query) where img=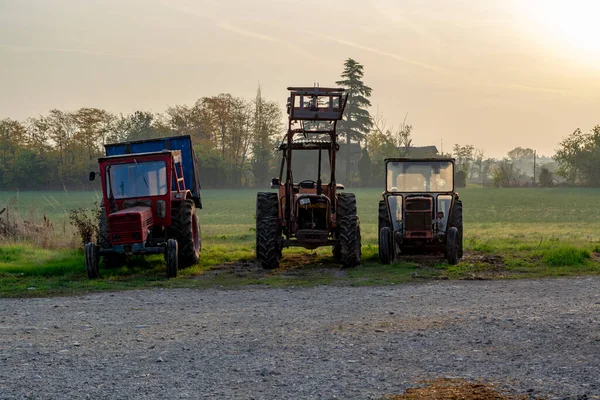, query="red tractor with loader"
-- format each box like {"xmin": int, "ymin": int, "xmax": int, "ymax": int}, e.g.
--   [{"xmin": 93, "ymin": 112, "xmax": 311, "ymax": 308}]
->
[
  {"xmin": 86, "ymin": 135, "xmax": 202, "ymax": 279},
  {"xmin": 378, "ymin": 158, "xmax": 463, "ymax": 265},
  {"xmin": 255, "ymin": 86, "xmax": 361, "ymax": 269}
]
